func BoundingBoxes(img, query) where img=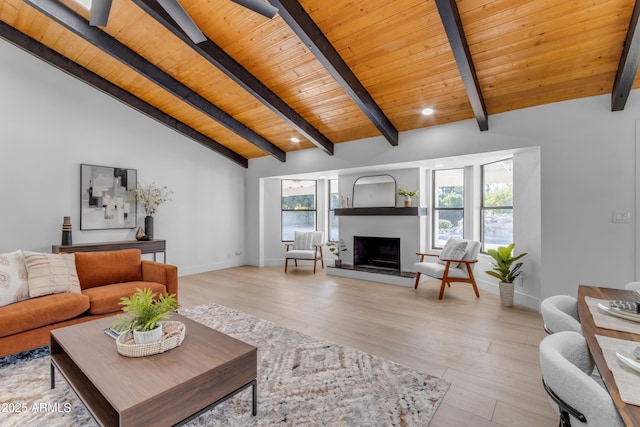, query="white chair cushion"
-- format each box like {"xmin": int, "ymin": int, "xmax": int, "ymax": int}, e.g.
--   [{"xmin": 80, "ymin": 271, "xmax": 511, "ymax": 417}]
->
[
  {"xmin": 292, "ymin": 231, "xmax": 315, "ymax": 250},
  {"xmin": 438, "ymin": 239, "xmax": 467, "ymax": 268},
  {"xmin": 413, "ymin": 262, "xmax": 470, "ymax": 280},
  {"xmin": 286, "ymin": 250, "xmax": 317, "ymax": 260}
]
